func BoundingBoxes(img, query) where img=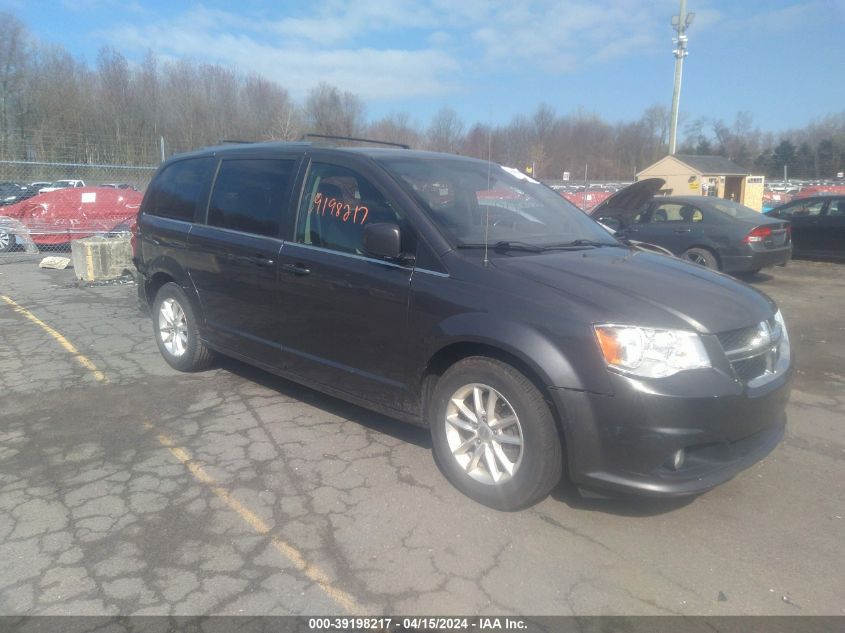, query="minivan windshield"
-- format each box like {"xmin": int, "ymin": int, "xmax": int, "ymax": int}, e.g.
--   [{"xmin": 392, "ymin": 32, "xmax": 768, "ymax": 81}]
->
[{"xmin": 379, "ymin": 157, "xmax": 618, "ymax": 248}]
